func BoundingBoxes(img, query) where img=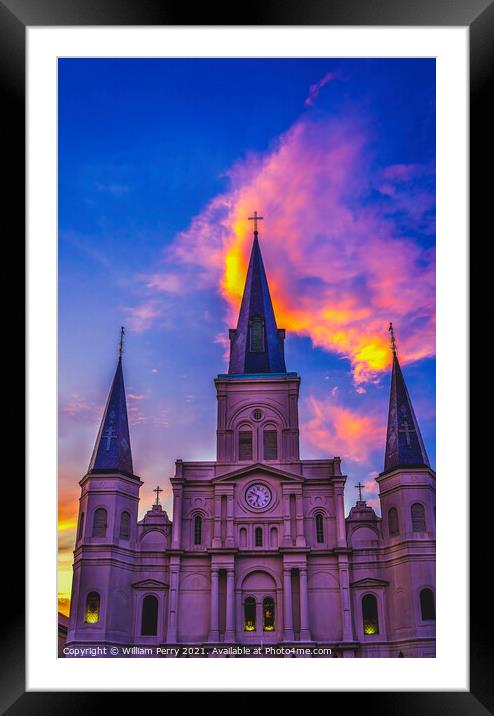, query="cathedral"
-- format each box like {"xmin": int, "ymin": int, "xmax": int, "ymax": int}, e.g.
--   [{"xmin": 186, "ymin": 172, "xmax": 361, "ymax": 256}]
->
[{"xmin": 65, "ymin": 222, "xmax": 436, "ymax": 658}]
